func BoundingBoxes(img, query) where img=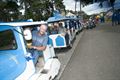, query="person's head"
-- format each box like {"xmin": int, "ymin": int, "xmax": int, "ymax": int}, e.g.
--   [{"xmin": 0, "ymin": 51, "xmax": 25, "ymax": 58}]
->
[
  {"xmin": 54, "ymin": 23, "xmax": 59, "ymax": 27},
  {"xmin": 59, "ymin": 23, "xmax": 63, "ymax": 27},
  {"xmin": 39, "ymin": 24, "xmax": 47, "ymax": 35}
]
